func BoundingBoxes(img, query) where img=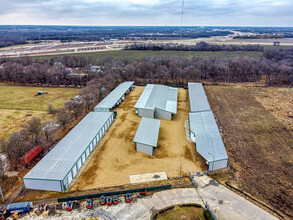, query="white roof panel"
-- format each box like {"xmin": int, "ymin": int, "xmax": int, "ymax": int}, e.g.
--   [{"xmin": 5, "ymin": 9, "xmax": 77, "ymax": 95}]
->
[
  {"xmin": 95, "ymin": 81, "xmax": 134, "ymax": 110},
  {"xmin": 188, "ymin": 83, "xmax": 211, "ymax": 112},
  {"xmin": 133, "ymin": 117, "xmax": 160, "ymax": 147},
  {"xmin": 23, "ymin": 112, "xmax": 113, "ymax": 181},
  {"xmin": 189, "ymin": 111, "xmax": 228, "ymax": 162},
  {"xmin": 134, "ymin": 84, "xmax": 178, "ymax": 114}
]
